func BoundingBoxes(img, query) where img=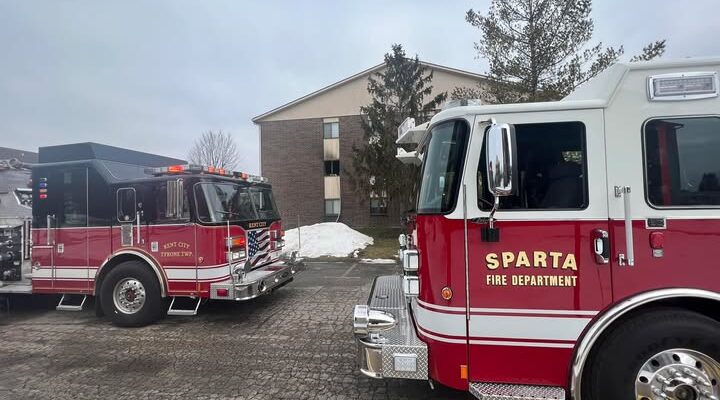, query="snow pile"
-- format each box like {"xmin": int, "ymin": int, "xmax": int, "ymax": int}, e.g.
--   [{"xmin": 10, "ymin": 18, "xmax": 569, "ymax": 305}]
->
[{"xmin": 283, "ymin": 222, "xmax": 374, "ymax": 258}]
